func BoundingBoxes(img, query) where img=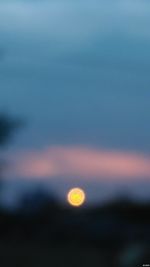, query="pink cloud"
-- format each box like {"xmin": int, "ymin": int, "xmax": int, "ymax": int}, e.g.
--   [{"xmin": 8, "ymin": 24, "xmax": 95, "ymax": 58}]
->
[{"xmin": 8, "ymin": 146, "xmax": 150, "ymax": 180}]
